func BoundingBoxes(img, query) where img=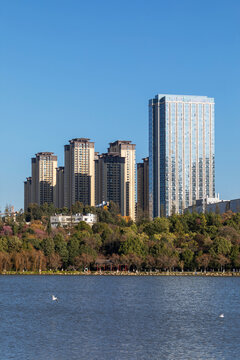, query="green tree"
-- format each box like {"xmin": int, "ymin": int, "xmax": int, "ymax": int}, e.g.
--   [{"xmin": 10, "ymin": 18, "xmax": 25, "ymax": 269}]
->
[
  {"xmin": 68, "ymin": 237, "xmax": 80, "ymax": 265},
  {"xmin": 7, "ymin": 236, "xmax": 23, "ymax": 253},
  {"xmin": 28, "ymin": 238, "xmax": 41, "ymax": 251},
  {"xmin": 0, "ymin": 237, "xmax": 8, "ymax": 252},
  {"xmin": 71, "ymin": 201, "xmax": 84, "ymax": 214},
  {"xmin": 143, "ymin": 217, "xmax": 170, "ymax": 236},
  {"xmin": 170, "ymin": 215, "xmax": 186, "ymax": 235},
  {"xmin": 41, "ymin": 202, "xmax": 57, "ymax": 216},
  {"xmin": 230, "ymin": 245, "xmax": 240, "ymax": 268},
  {"xmin": 41, "ymin": 238, "xmax": 55, "ymax": 256},
  {"xmin": 76, "ymin": 221, "xmax": 93, "ymax": 234},
  {"xmin": 54, "ymin": 234, "xmax": 69, "ymax": 266},
  {"xmin": 119, "ymin": 232, "xmax": 148, "ymax": 256},
  {"xmin": 25, "ymin": 203, "xmax": 41, "ymax": 221},
  {"xmin": 206, "ymin": 212, "xmax": 222, "ymax": 228},
  {"xmin": 182, "ymin": 249, "xmax": 194, "ymax": 270},
  {"xmin": 83, "ymin": 205, "xmax": 96, "ymax": 215},
  {"xmin": 96, "ymin": 209, "xmax": 115, "ymax": 224},
  {"xmin": 212, "ymin": 236, "xmax": 232, "ymax": 255}
]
